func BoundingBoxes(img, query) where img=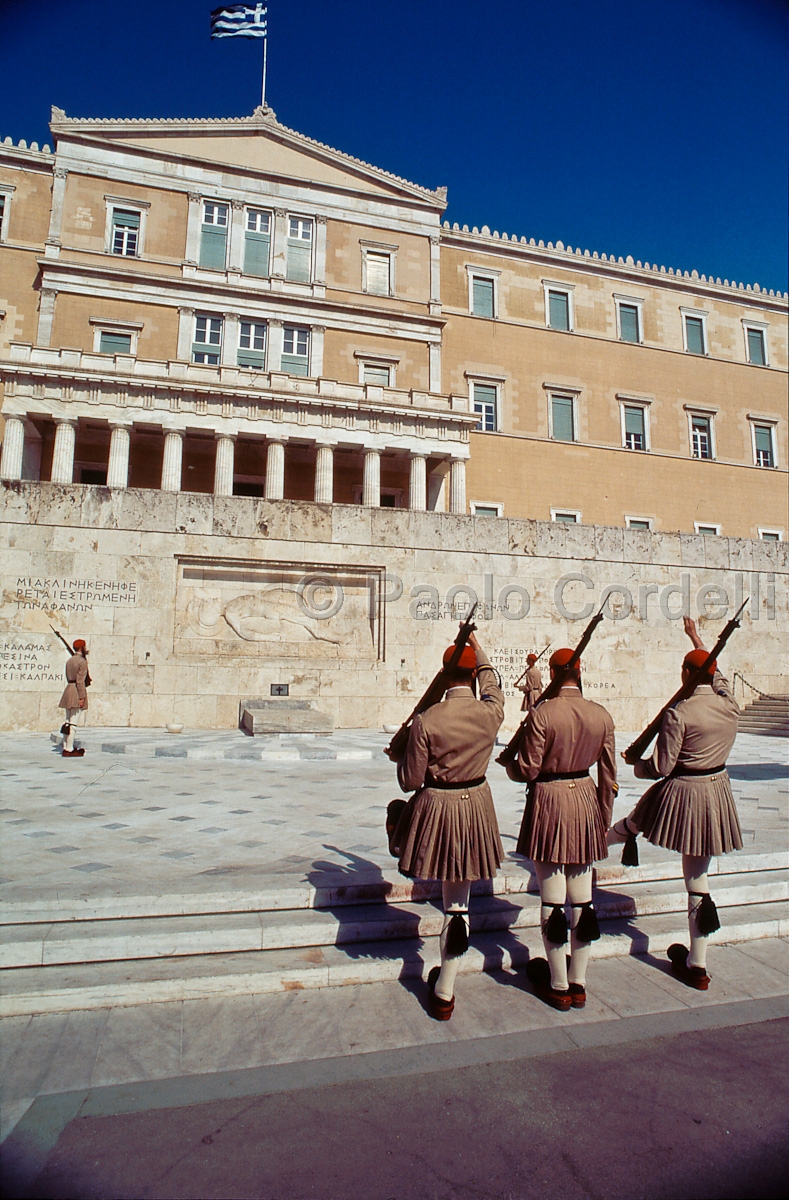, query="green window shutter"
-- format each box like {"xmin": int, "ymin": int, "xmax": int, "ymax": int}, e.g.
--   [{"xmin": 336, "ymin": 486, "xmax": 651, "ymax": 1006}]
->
[
  {"xmin": 113, "ymin": 209, "xmax": 140, "ymax": 229},
  {"xmin": 619, "ymin": 304, "xmax": 639, "ymax": 342},
  {"xmin": 237, "ymin": 350, "xmax": 266, "ymax": 369},
  {"xmin": 754, "ymin": 427, "xmax": 772, "ymax": 454},
  {"xmin": 747, "ymin": 328, "xmax": 765, "ymax": 365},
  {"xmin": 685, "ymin": 317, "xmax": 704, "ymax": 354},
  {"xmin": 281, "ymin": 354, "xmax": 309, "ymax": 376},
  {"xmin": 200, "ymin": 225, "xmax": 227, "ymax": 270},
  {"xmin": 624, "ymin": 407, "xmax": 644, "ymax": 437},
  {"xmin": 286, "ymin": 241, "xmax": 311, "ymax": 283},
  {"xmin": 363, "ymin": 365, "xmax": 390, "ymax": 386},
  {"xmin": 472, "ymin": 277, "xmax": 494, "ymax": 317},
  {"xmin": 99, "ymin": 331, "xmax": 133, "ymax": 354},
  {"xmin": 552, "ymin": 396, "xmax": 574, "ymax": 441},
  {"xmin": 549, "ymin": 291, "xmax": 569, "ymax": 330},
  {"xmin": 244, "ymin": 231, "xmax": 270, "ymax": 277}
]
